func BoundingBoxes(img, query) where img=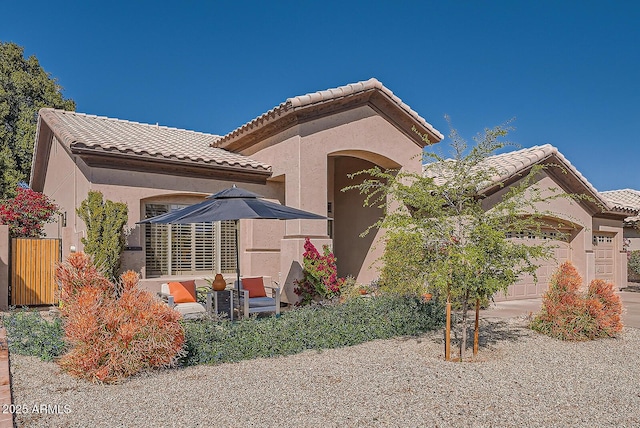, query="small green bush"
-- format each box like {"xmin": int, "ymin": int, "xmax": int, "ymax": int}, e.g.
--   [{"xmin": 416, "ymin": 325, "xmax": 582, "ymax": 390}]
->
[
  {"xmin": 181, "ymin": 295, "xmax": 445, "ymax": 366},
  {"xmin": 3, "ymin": 309, "xmax": 66, "ymax": 361},
  {"xmin": 628, "ymin": 250, "xmax": 640, "ymax": 281}
]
